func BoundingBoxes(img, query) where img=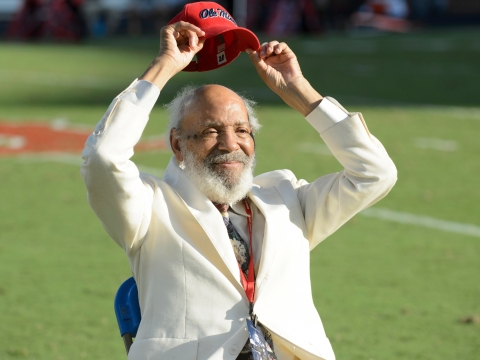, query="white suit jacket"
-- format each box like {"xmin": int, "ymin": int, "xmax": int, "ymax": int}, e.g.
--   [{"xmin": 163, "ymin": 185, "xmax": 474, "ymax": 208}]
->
[{"xmin": 81, "ymin": 80, "xmax": 397, "ymax": 360}]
